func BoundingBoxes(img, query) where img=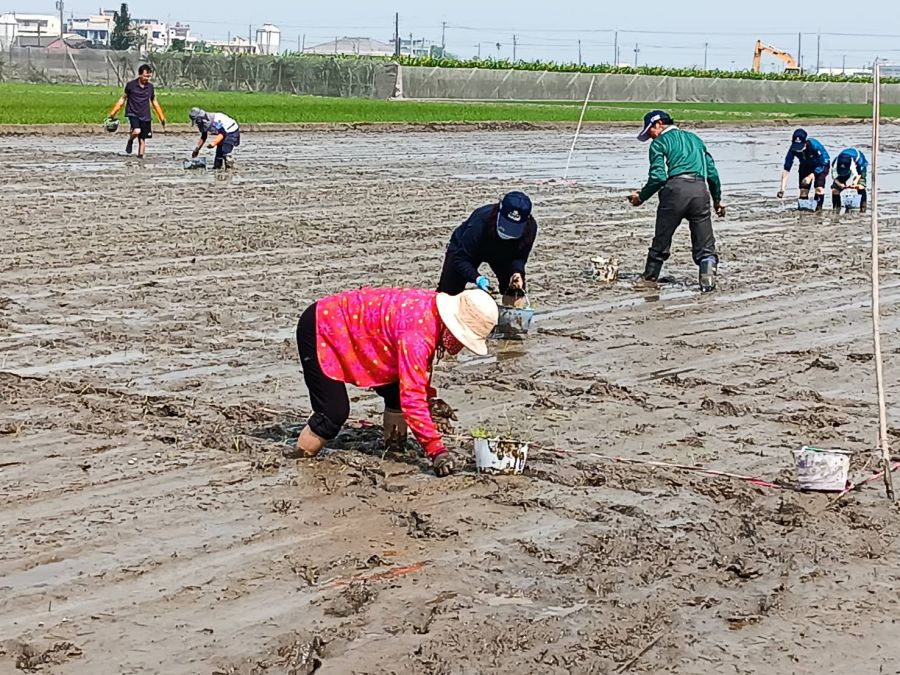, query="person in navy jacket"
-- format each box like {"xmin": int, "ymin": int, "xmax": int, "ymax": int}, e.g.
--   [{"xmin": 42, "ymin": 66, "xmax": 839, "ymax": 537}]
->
[
  {"xmin": 777, "ymin": 128, "xmax": 830, "ymax": 210},
  {"xmin": 831, "ymin": 148, "xmax": 868, "ymax": 212},
  {"xmin": 437, "ymin": 192, "xmax": 538, "ymax": 308}
]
